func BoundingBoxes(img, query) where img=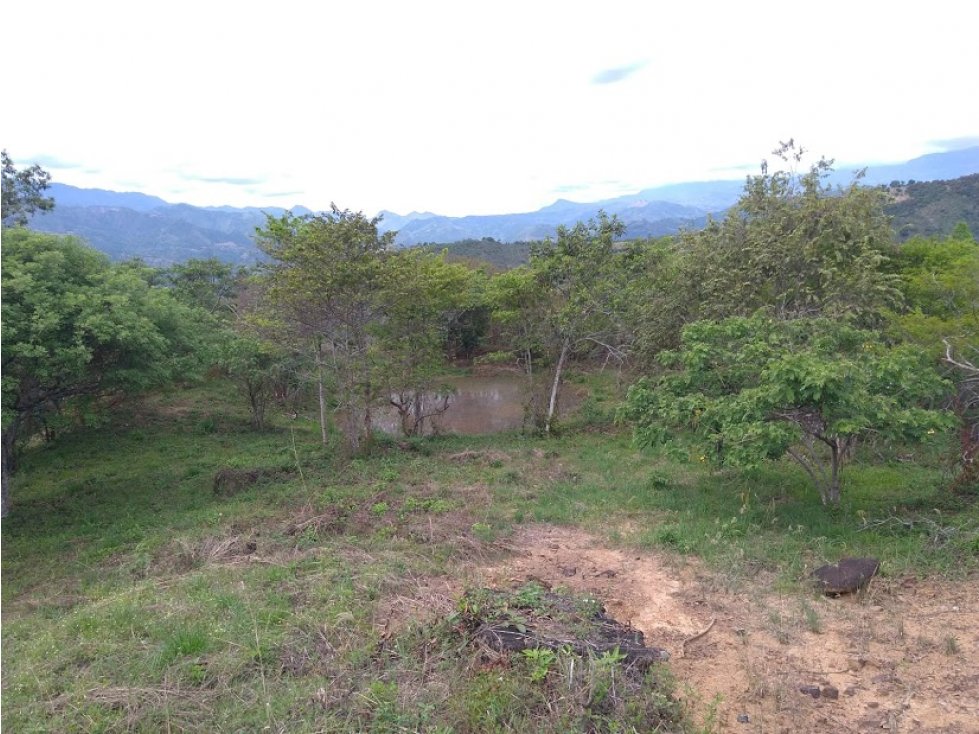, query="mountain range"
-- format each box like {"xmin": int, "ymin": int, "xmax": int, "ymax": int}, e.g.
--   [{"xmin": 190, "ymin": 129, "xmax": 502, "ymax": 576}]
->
[{"xmin": 26, "ymin": 147, "xmax": 979, "ymax": 265}]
